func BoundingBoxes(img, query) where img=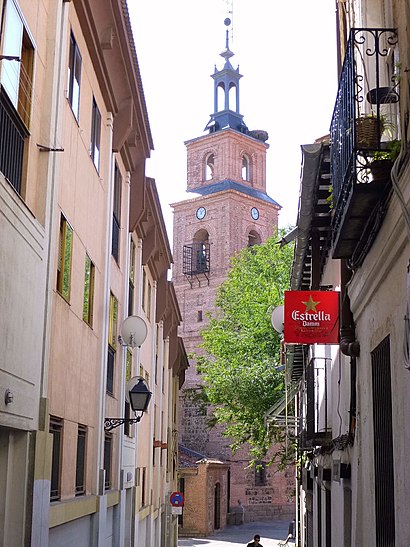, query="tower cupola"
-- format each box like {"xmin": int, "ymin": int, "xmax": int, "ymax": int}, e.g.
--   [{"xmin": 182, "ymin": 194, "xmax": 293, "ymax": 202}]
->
[{"xmin": 204, "ymin": 18, "xmax": 247, "ymax": 134}]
